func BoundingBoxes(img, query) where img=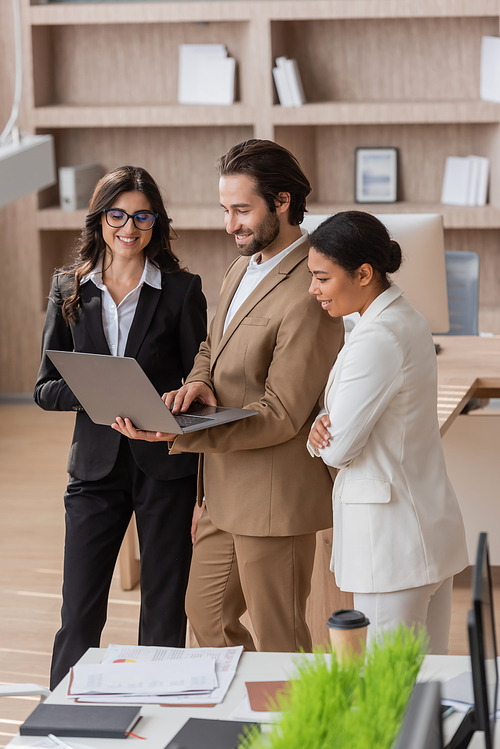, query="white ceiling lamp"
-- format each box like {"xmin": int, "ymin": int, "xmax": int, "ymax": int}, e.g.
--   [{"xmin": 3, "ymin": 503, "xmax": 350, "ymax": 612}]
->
[{"xmin": 0, "ymin": 0, "xmax": 56, "ymax": 210}]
